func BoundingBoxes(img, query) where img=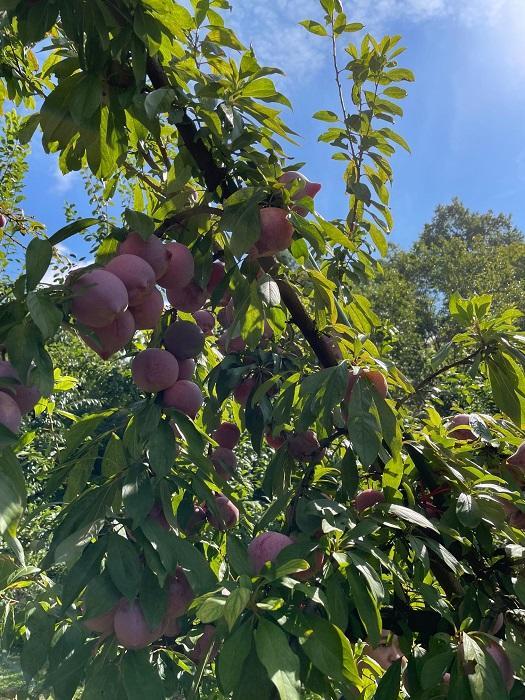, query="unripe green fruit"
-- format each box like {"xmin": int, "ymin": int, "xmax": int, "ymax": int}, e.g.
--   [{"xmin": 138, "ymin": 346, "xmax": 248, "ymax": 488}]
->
[
  {"xmin": 164, "ymin": 320, "xmax": 205, "ymax": 360},
  {"xmin": 157, "ymin": 241, "xmax": 195, "ymax": 290},
  {"xmin": 129, "ymin": 287, "xmax": 164, "ymax": 330},
  {"xmin": 118, "ymin": 232, "xmax": 169, "ymax": 281},
  {"xmin": 105, "ymin": 254, "xmax": 155, "ymax": 305},
  {"xmin": 162, "ymin": 380, "xmax": 203, "ymax": 418},
  {"xmin": 248, "ymin": 531, "xmax": 294, "ymax": 574},
  {"xmin": 71, "ymin": 268, "xmax": 128, "ymax": 328},
  {"xmin": 132, "ymin": 348, "xmax": 179, "ymax": 393},
  {"xmin": 114, "ymin": 599, "xmax": 162, "ymax": 649},
  {"xmin": 167, "ymin": 281, "xmax": 207, "ymax": 313},
  {"xmin": 207, "ymin": 494, "xmax": 239, "ymax": 531},
  {"xmin": 82, "ymin": 310, "xmax": 135, "ymax": 360}
]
